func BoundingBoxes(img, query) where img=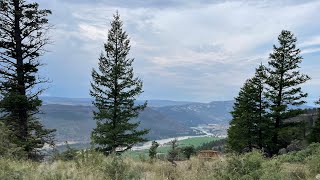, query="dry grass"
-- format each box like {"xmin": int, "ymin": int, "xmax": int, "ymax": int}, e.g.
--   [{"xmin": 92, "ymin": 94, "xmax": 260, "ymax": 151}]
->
[{"xmin": 1, "ymin": 144, "xmax": 320, "ymax": 180}]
